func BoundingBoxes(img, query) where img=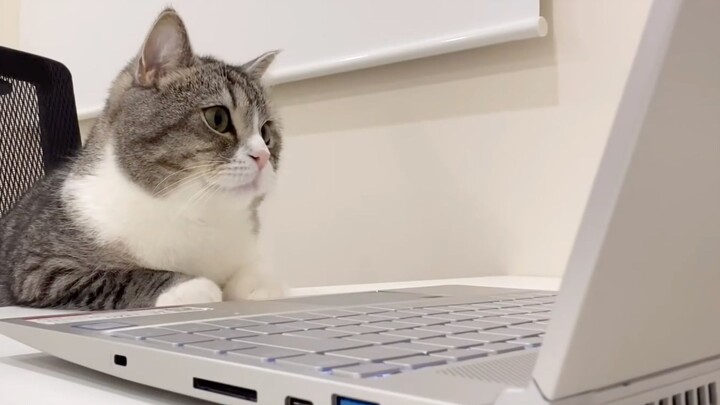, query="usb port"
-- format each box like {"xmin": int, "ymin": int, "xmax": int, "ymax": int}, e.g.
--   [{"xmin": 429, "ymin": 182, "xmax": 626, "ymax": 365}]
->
[
  {"xmin": 334, "ymin": 395, "xmax": 378, "ymax": 405},
  {"xmin": 286, "ymin": 397, "xmax": 313, "ymax": 405},
  {"xmin": 193, "ymin": 378, "xmax": 257, "ymax": 402}
]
